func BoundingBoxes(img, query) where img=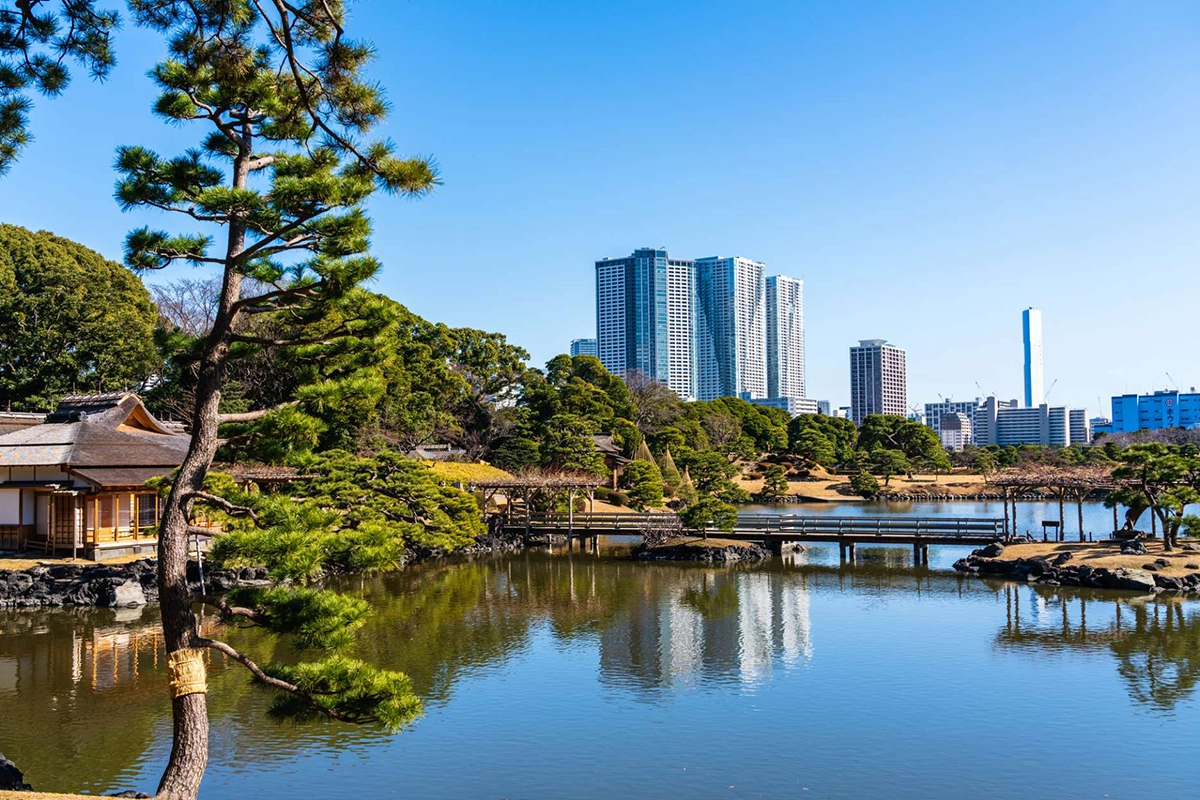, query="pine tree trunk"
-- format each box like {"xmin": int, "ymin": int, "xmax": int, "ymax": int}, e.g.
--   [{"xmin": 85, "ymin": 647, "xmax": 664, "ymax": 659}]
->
[{"xmin": 155, "ymin": 136, "xmax": 251, "ymax": 800}]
